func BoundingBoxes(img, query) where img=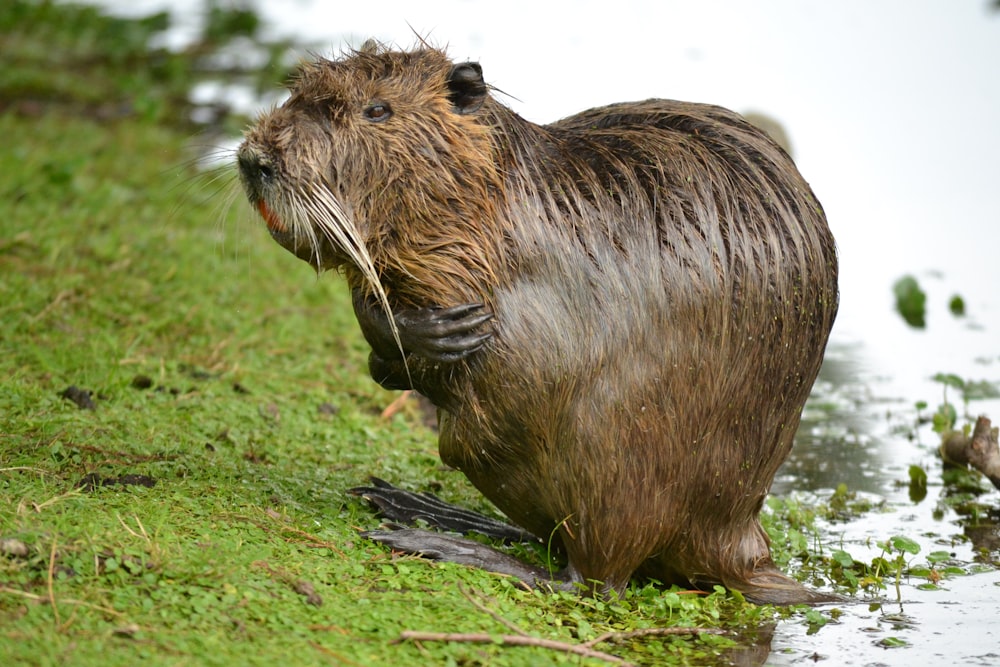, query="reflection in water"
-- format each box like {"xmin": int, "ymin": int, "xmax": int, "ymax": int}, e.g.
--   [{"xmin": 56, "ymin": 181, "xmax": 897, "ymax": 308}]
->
[
  {"xmin": 965, "ymin": 517, "xmax": 1000, "ymax": 566},
  {"xmin": 722, "ymin": 623, "xmax": 775, "ymax": 667},
  {"xmin": 776, "ymin": 341, "xmax": 894, "ymax": 496}
]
